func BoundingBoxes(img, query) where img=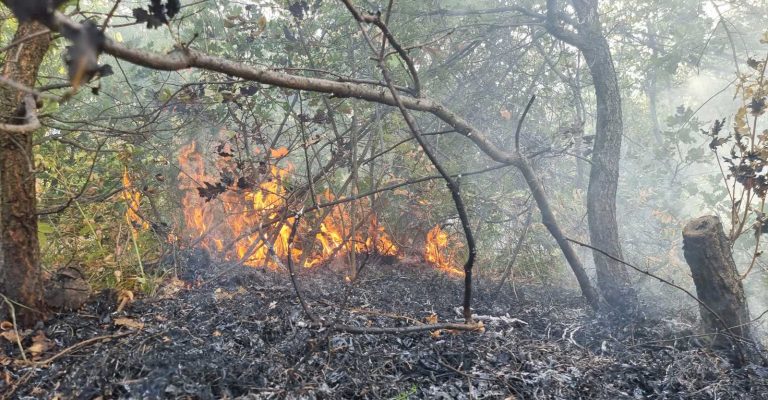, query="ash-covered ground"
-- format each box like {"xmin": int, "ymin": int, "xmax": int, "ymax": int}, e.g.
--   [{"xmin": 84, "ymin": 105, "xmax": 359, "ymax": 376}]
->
[{"xmin": 2, "ymin": 259, "xmax": 767, "ymax": 399}]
